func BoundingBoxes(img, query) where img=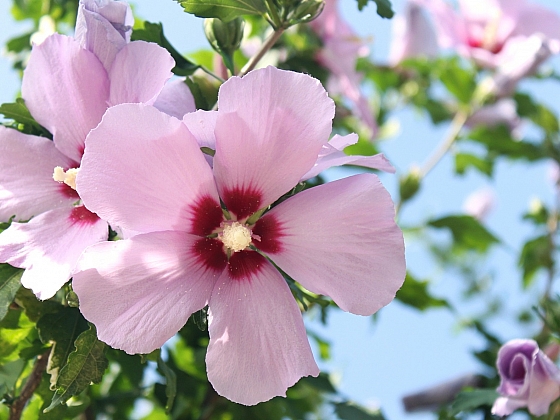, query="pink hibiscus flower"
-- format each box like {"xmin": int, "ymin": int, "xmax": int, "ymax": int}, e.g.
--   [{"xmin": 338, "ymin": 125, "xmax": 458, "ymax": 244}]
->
[
  {"xmin": 418, "ymin": 0, "xmax": 560, "ymax": 68},
  {"xmin": 72, "ymin": 66, "xmax": 406, "ymax": 405},
  {"xmin": 0, "ymin": 0, "xmax": 195, "ymax": 300}
]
